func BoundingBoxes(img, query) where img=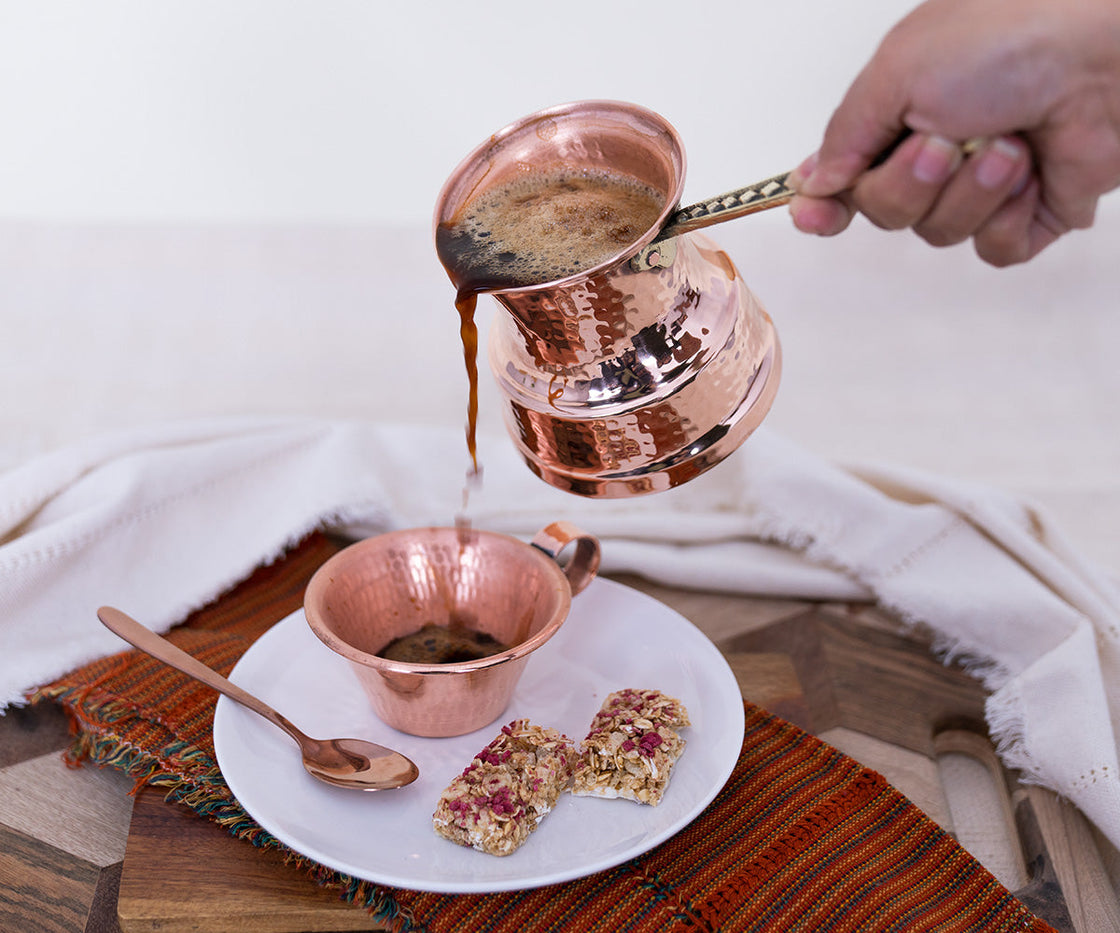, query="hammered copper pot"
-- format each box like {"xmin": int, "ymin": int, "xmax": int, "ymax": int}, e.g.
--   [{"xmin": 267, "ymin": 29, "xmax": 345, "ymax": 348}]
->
[
  {"xmin": 304, "ymin": 522, "xmax": 599, "ymax": 737},
  {"xmin": 434, "ymin": 99, "xmax": 781, "ymax": 498}
]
